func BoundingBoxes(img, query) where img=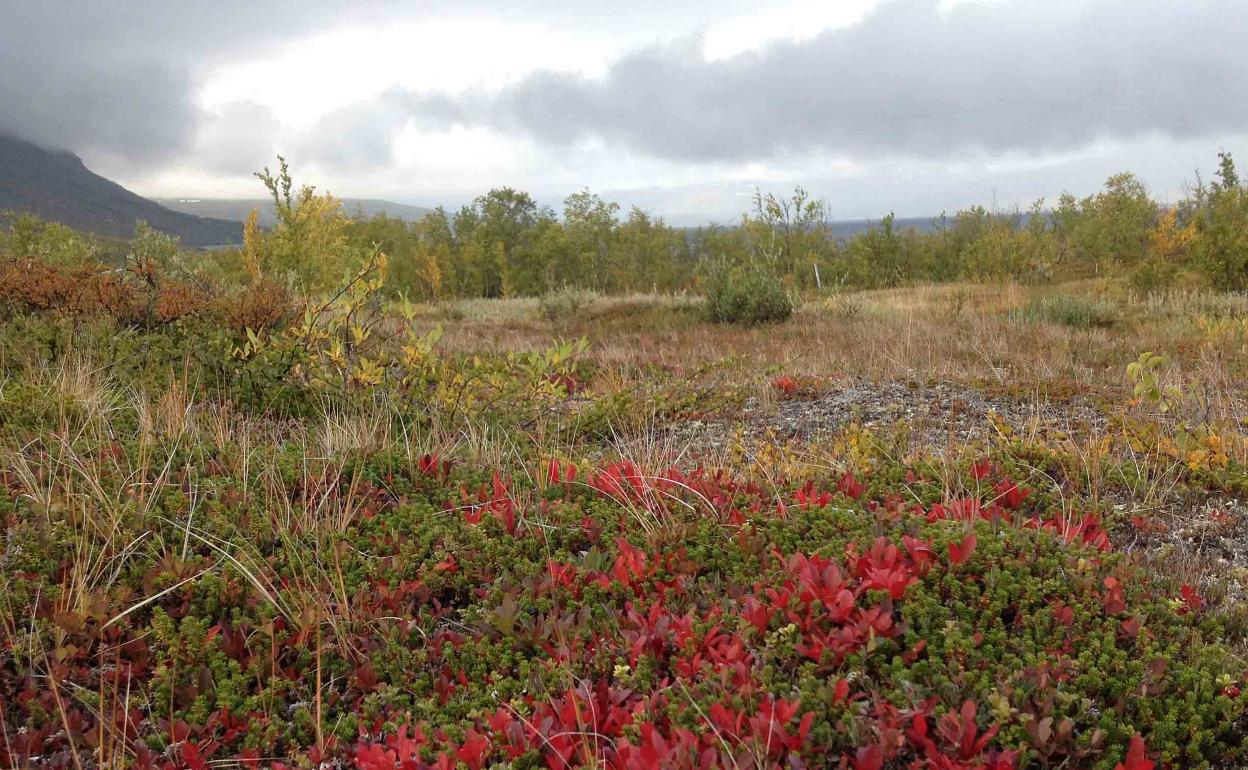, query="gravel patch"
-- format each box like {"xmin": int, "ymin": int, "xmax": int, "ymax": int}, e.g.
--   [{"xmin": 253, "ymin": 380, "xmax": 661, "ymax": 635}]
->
[{"xmin": 669, "ymin": 379, "xmax": 1110, "ymax": 455}]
